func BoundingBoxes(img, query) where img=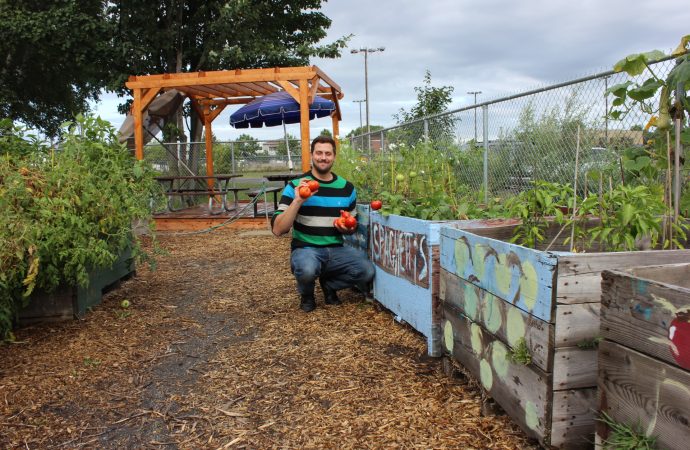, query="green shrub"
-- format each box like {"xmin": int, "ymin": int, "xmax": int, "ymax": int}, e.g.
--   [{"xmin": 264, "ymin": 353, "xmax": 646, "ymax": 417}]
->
[{"xmin": 0, "ymin": 115, "xmax": 160, "ymax": 340}]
